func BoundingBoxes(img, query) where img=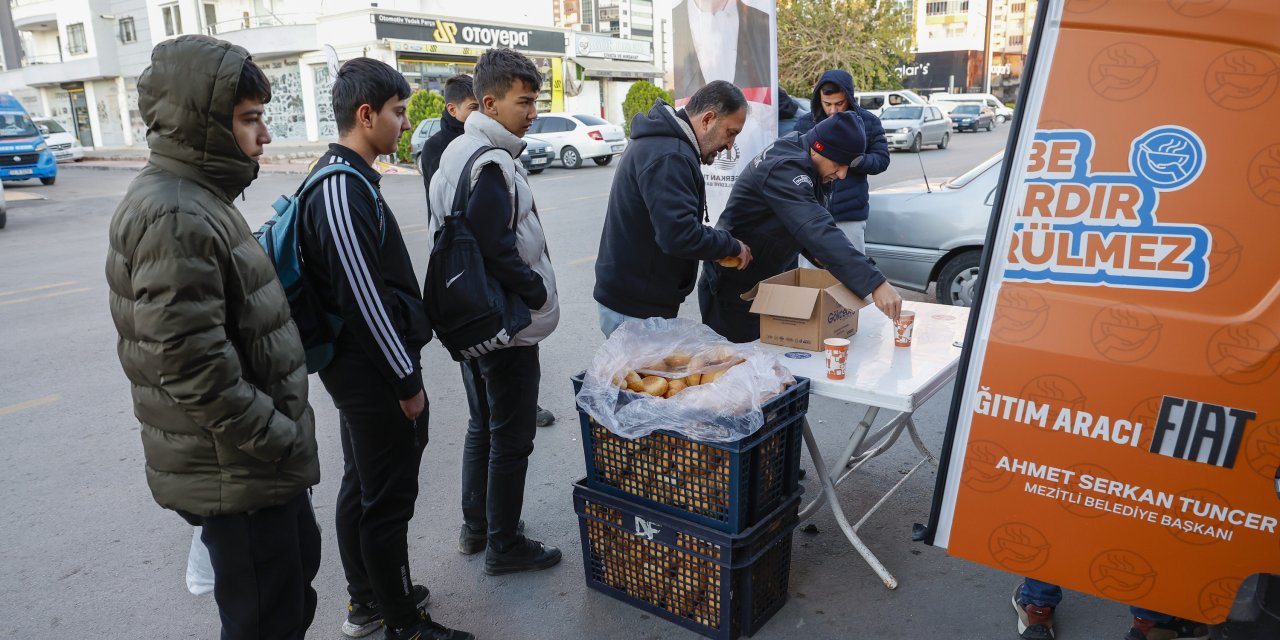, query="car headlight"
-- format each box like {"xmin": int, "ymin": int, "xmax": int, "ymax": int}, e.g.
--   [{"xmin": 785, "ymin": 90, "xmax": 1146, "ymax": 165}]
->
[
  {"xmin": 897, "ymin": 128, "xmax": 912, "ymax": 134},
  {"xmin": 35, "ymin": 142, "xmax": 47, "ymax": 152}
]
